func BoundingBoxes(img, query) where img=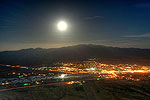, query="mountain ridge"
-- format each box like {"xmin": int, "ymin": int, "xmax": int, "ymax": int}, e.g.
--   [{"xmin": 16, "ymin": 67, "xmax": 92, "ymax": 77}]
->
[
  {"xmin": 0, "ymin": 44, "xmax": 150, "ymax": 66},
  {"xmin": 1, "ymin": 44, "xmax": 149, "ymax": 53}
]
